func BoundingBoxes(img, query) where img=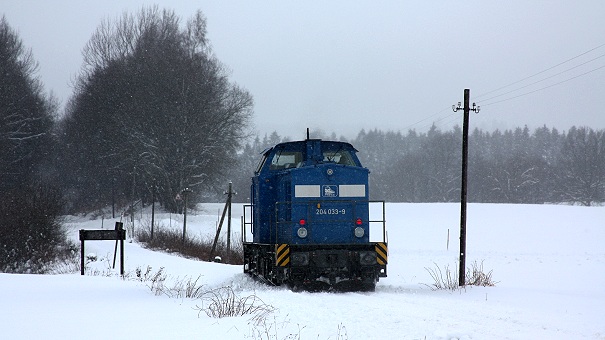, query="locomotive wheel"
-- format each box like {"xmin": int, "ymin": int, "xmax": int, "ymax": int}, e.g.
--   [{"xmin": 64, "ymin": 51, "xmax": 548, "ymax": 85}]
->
[{"xmin": 360, "ymin": 281, "xmax": 376, "ymax": 292}]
